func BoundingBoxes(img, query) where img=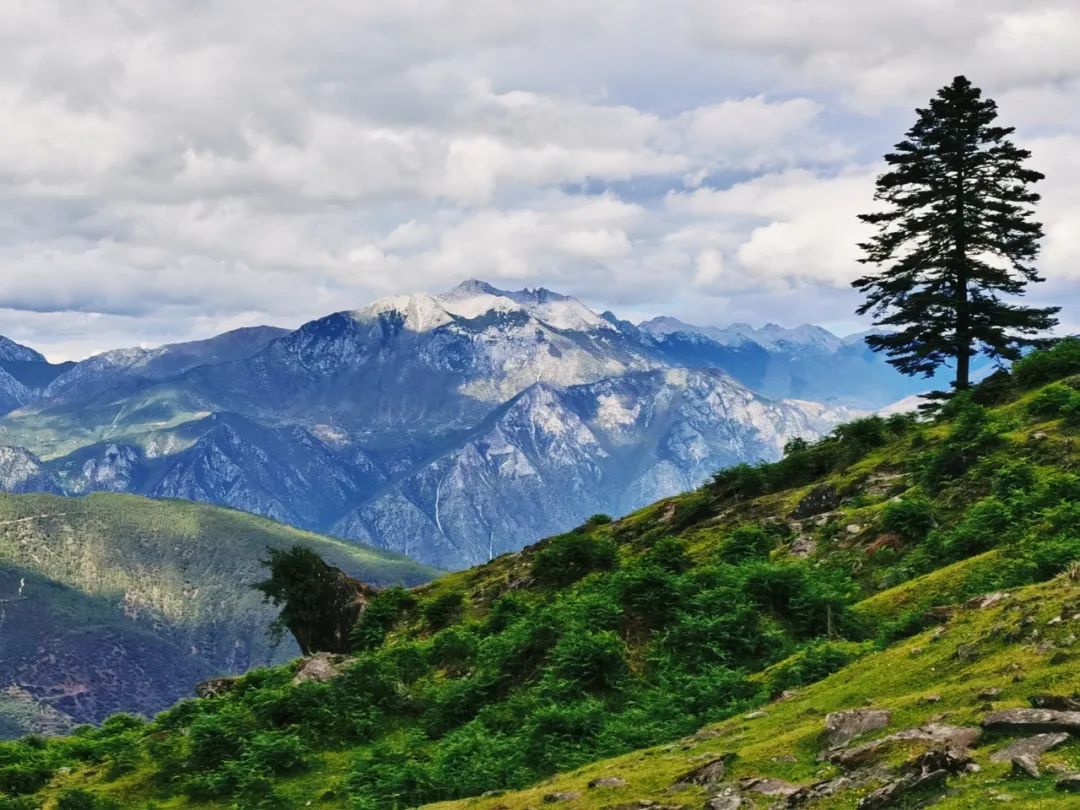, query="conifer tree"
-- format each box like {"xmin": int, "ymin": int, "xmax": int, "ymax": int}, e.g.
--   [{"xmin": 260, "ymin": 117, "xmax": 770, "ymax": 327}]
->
[{"xmin": 854, "ymin": 75, "xmax": 1058, "ymax": 390}]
